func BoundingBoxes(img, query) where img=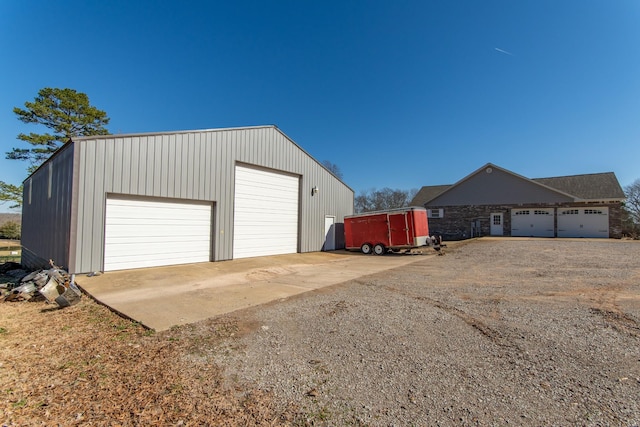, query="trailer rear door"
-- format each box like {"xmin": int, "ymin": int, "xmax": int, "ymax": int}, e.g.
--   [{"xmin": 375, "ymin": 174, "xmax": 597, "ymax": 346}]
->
[{"xmin": 388, "ymin": 213, "xmax": 410, "ymax": 246}]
